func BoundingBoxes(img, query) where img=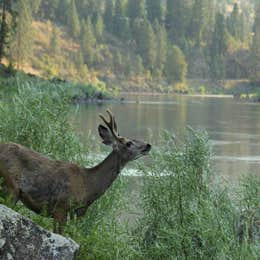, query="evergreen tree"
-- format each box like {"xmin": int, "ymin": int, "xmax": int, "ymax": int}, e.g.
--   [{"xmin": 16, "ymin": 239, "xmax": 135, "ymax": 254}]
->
[
  {"xmin": 95, "ymin": 14, "xmax": 104, "ymax": 41},
  {"xmin": 38, "ymin": 0, "xmax": 58, "ymax": 20},
  {"xmin": 135, "ymin": 55, "xmax": 144, "ymax": 75},
  {"xmin": 165, "ymin": 45, "xmax": 187, "ymax": 83},
  {"xmin": 134, "ymin": 19, "xmax": 156, "ymax": 71},
  {"xmin": 114, "ymin": 49, "xmax": 123, "ymax": 74},
  {"xmin": 0, "ymin": 0, "xmax": 9, "ymax": 62},
  {"xmin": 189, "ymin": 0, "xmax": 206, "ymax": 47},
  {"xmin": 166, "ymin": 0, "xmax": 187, "ymax": 43},
  {"xmin": 67, "ymin": 0, "xmax": 80, "ymax": 39},
  {"xmin": 209, "ymin": 12, "xmax": 228, "ymax": 79},
  {"xmin": 30, "ymin": 0, "xmax": 41, "ymax": 15},
  {"xmin": 239, "ymin": 13, "xmax": 245, "ymax": 42},
  {"xmin": 56, "ymin": 0, "xmax": 70, "ymax": 25},
  {"xmin": 80, "ymin": 18, "xmax": 96, "ymax": 66},
  {"xmin": 154, "ymin": 20, "xmax": 167, "ymax": 74},
  {"xmin": 203, "ymin": 0, "xmax": 216, "ymax": 43},
  {"xmin": 113, "ymin": 0, "xmax": 130, "ymax": 39},
  {"xmin": 104, "ymin": 0, "xmax": 114, "ymax": 32},
  {"xmin": 50, "ymin": 26, "xmax": 59, "ymax": 56},
  {"xmin": 9, "ymin": 0, "xmax": 33, "ymax": 69},
  {"xmin": 227, "ymin": 3, "xmax": 240, "ymax": 40},
  {"xmin": 146, "ymin": 0, "xmax": 163, "ymax": 23},
  {"xmin": 250, "ymin": 4, "xmax": 260, "ymax": 83},
  {"xmin": 127, "ymin": 0, "xmax": 145, "ymax": 21}
]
